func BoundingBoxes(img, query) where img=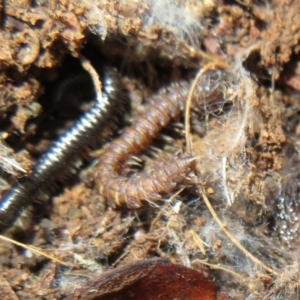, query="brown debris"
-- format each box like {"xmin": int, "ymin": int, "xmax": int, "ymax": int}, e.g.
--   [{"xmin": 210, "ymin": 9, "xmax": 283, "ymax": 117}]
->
[
  {"xmin": 1, "ymin": 0, "xmax": 300, "ymax": 299},
  {"xmin": 0, "ymin": 274, "xmax": 19, "ymax": 300}
]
